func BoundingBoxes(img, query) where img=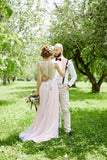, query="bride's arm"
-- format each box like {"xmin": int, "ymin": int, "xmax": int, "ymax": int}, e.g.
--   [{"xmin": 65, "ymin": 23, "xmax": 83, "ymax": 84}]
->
[
  {"xmin": 54, "ymin": 60, "xmax": 66, "ymax": 77},
  {"xmin": 35, "ymin": 63, "xmax": 41, "ymax": 96}
]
